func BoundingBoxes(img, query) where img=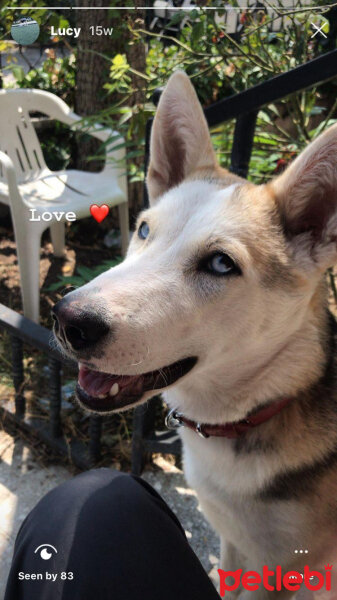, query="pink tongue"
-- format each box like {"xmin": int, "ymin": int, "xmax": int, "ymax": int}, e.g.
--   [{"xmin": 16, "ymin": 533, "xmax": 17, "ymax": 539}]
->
[{"xmin": 79, "ymin": 366, "xmax": 124, "ymax": 397}]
